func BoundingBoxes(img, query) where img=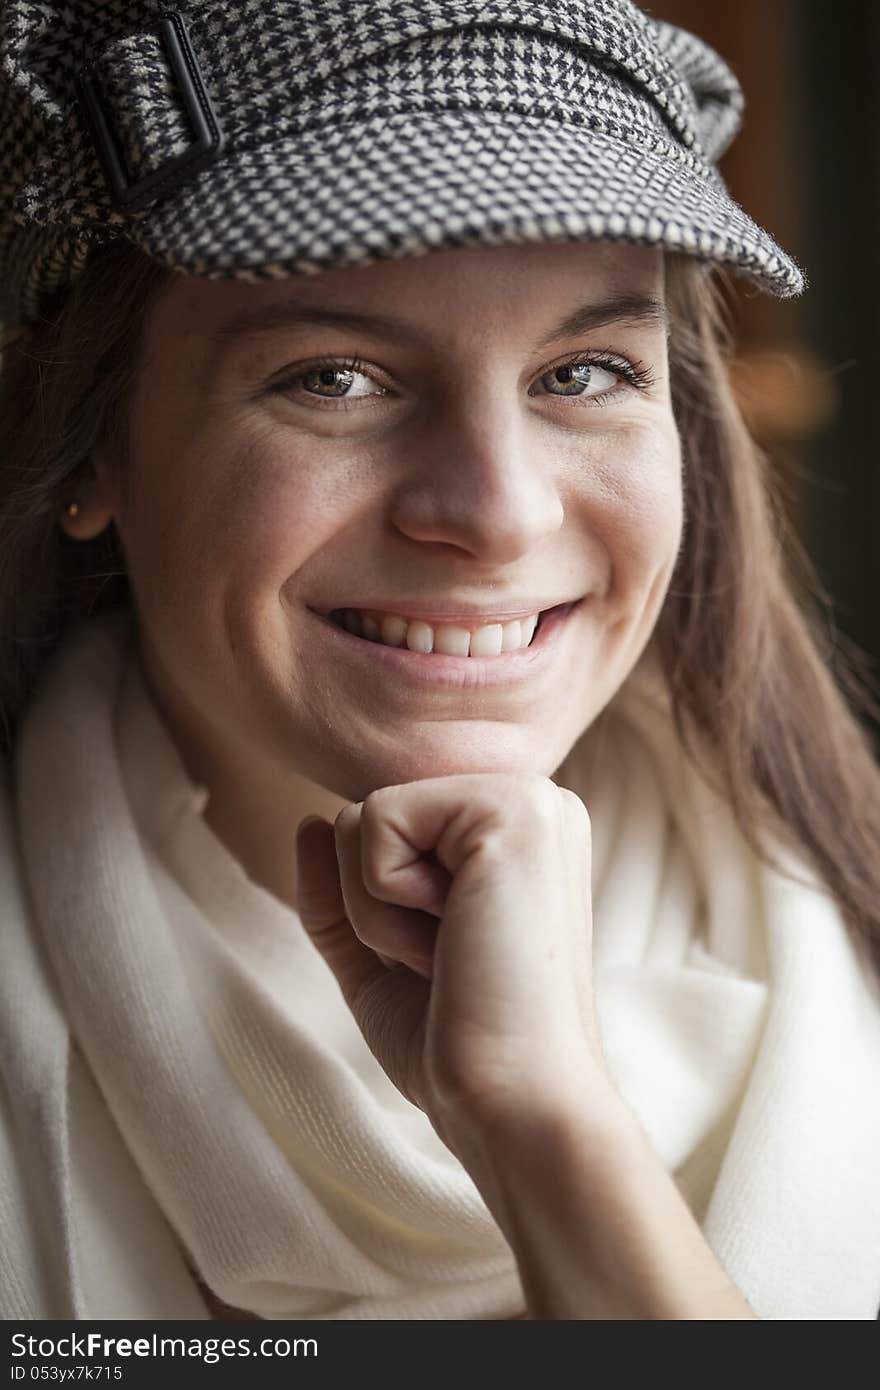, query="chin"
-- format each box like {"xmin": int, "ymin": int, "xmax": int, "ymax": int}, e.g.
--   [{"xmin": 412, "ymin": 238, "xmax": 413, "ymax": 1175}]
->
[{"xmin": 319, "ymin": 725, "xmax": 572, "ymax": 801}]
